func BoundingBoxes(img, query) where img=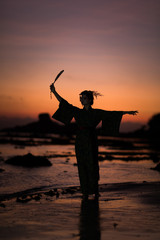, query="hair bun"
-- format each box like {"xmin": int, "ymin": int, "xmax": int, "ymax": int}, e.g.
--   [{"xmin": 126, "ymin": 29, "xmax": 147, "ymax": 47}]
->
[{"xmin": 92, "ymin": 91, "xmax": 103, "ymax": 98}]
